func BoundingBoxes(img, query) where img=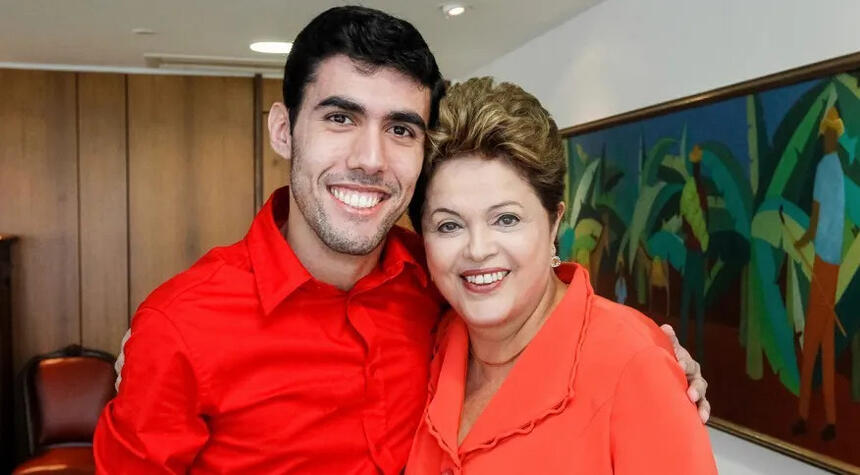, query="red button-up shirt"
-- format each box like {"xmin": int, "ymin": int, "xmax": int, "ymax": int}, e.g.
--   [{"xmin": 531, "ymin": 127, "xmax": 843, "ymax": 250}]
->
[{"xmin": 94, "ymin": 187, "xmax": 443, "ymax": 474}]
